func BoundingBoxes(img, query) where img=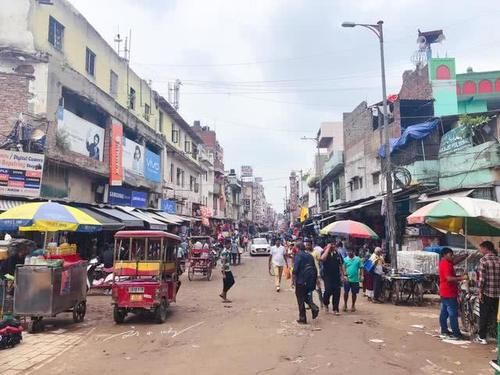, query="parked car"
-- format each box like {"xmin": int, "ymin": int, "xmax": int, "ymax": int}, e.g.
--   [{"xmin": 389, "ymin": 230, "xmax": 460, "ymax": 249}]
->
[{"xmin": 250, "ymin": 238, "xmax": 271, "ymax": 256}]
